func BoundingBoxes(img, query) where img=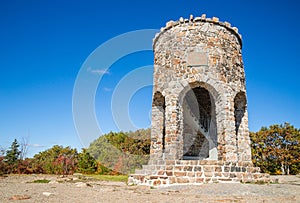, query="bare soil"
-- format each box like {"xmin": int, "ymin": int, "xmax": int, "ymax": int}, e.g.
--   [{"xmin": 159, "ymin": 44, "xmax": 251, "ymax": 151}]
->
[{"xmin": 0, "ymin": 174, "xmax": 299, "ymax": 202}]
